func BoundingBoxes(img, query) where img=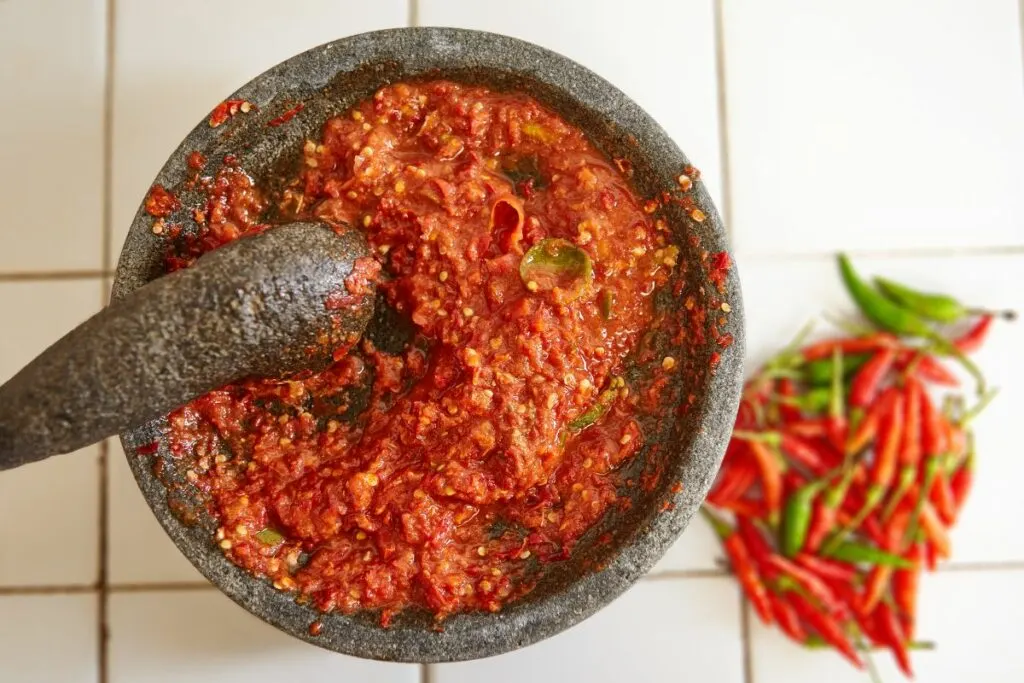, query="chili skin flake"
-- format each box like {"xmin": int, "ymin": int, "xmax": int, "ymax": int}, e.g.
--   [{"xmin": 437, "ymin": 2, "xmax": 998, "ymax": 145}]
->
[{"xmin": 164, "ymin": 81, "xmax": 684, "ymax": 622}]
